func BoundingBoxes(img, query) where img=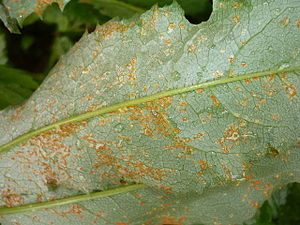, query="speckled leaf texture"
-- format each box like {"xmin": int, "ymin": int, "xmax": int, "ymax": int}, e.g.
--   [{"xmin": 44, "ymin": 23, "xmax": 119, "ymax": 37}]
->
[
  {"xmin": 0, "ymin": 0, "xmax": 70, "ymax": 32},
  {"xmin": 0, "ymin": 1, "xmax": 300, "ymax": 225}
]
